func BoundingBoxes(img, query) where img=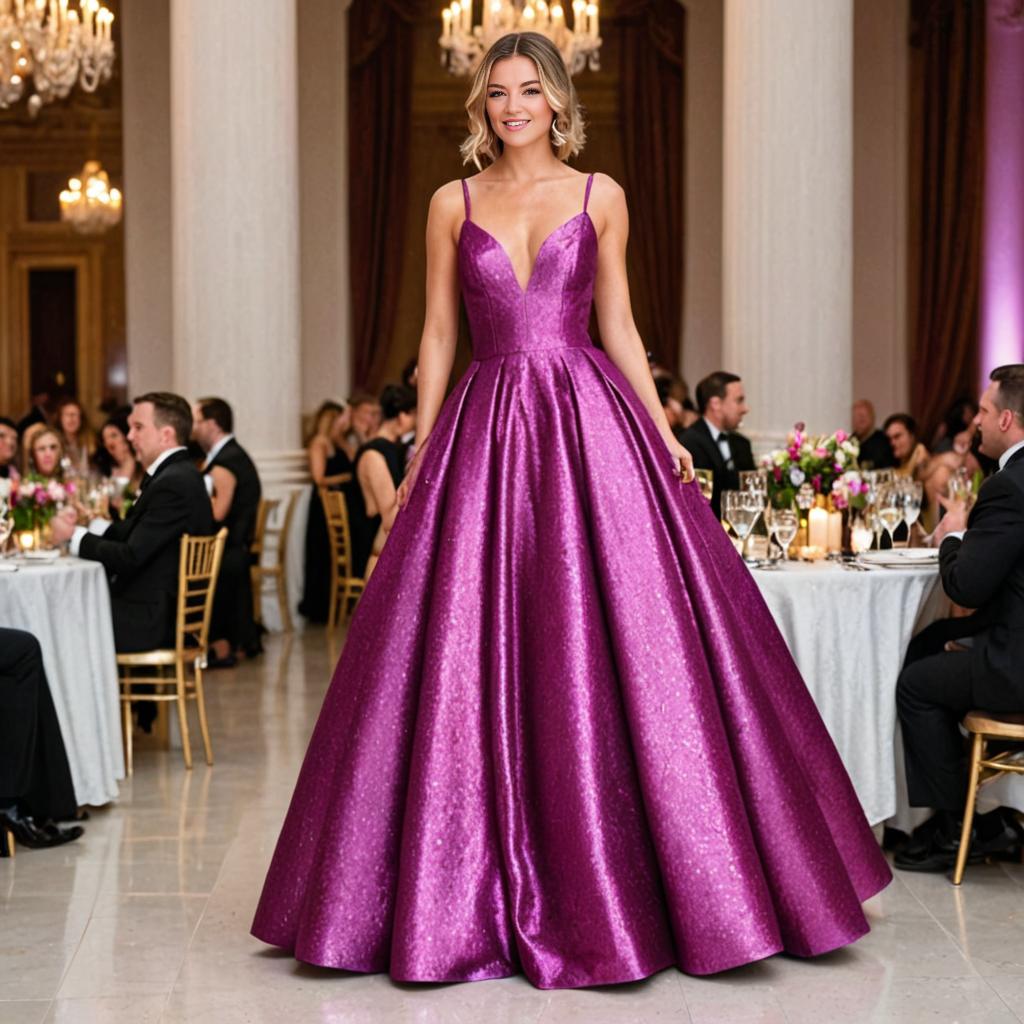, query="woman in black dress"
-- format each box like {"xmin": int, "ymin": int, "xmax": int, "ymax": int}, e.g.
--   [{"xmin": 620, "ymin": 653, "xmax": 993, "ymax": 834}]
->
[
  {"xmin": 299, "ymin": 402, "xmax": 355, "ymax": 623},
  {"xmin": 351, "ymin": 385, "xmax": 417, "ymax": 579}
]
